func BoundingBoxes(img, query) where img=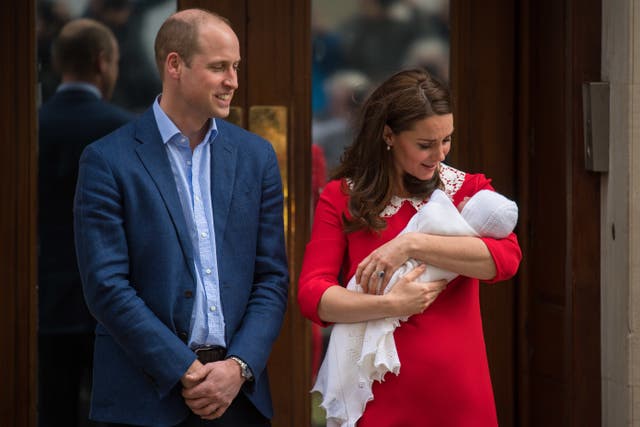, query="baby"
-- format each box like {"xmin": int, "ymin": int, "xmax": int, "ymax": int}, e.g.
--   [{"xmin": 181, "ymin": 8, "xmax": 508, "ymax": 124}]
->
[{"xmin": 313, "ymin": 188, "xmax": 519, "ymax": 427}]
